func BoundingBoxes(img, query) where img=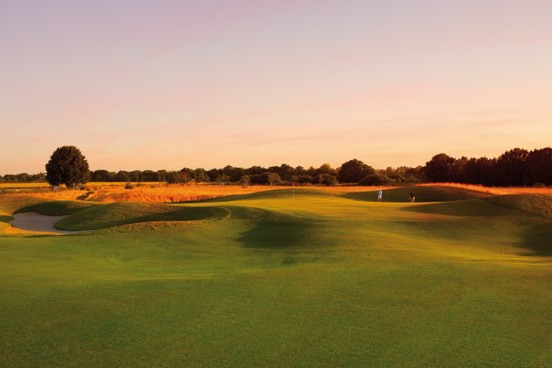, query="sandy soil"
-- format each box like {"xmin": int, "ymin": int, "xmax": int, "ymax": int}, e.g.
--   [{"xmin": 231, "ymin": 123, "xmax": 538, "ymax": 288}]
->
[{"xmin": 9, "ymin": 212, "xmax": 87, "ymax": 235}]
